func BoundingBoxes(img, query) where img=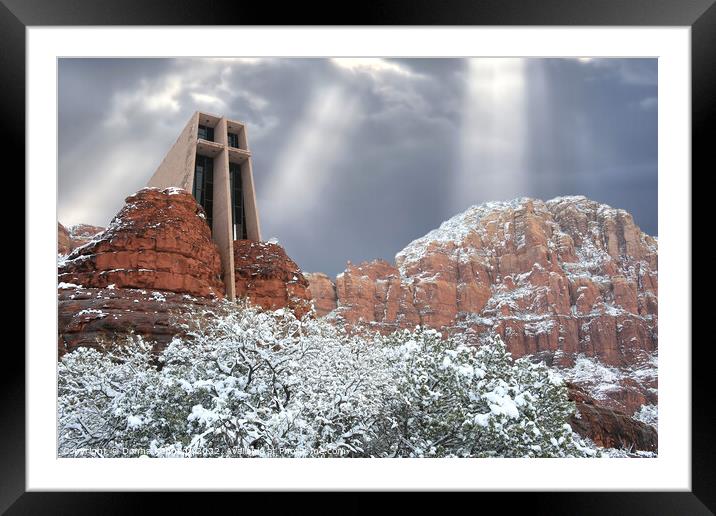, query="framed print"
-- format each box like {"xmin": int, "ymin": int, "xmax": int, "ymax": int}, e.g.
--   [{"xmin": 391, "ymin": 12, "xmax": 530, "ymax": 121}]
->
[{"xmin": 8, "ymin": 0, "xmax": 712, "ymax": 512}]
